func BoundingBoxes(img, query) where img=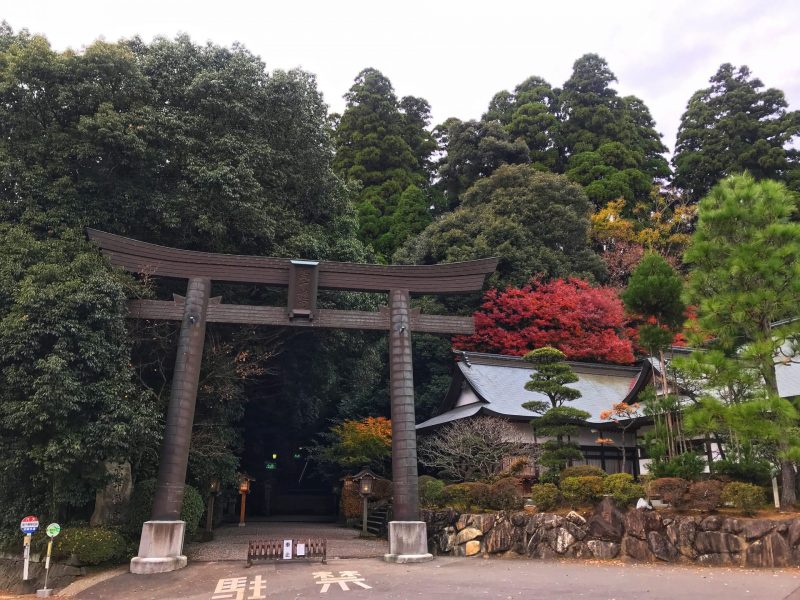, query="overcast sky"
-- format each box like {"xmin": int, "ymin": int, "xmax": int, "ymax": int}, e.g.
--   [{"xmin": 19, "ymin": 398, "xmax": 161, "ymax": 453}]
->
[{"xmin": 4, "ymin": 0, "xmax": 799, "ymax": 154}]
